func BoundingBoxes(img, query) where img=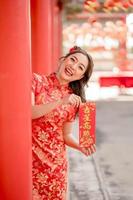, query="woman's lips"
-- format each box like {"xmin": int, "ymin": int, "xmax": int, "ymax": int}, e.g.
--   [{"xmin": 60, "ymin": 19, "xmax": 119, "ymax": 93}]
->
[{"xmin": 64, "ymin": 67, "xmax": 73, "ymax": 76}]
